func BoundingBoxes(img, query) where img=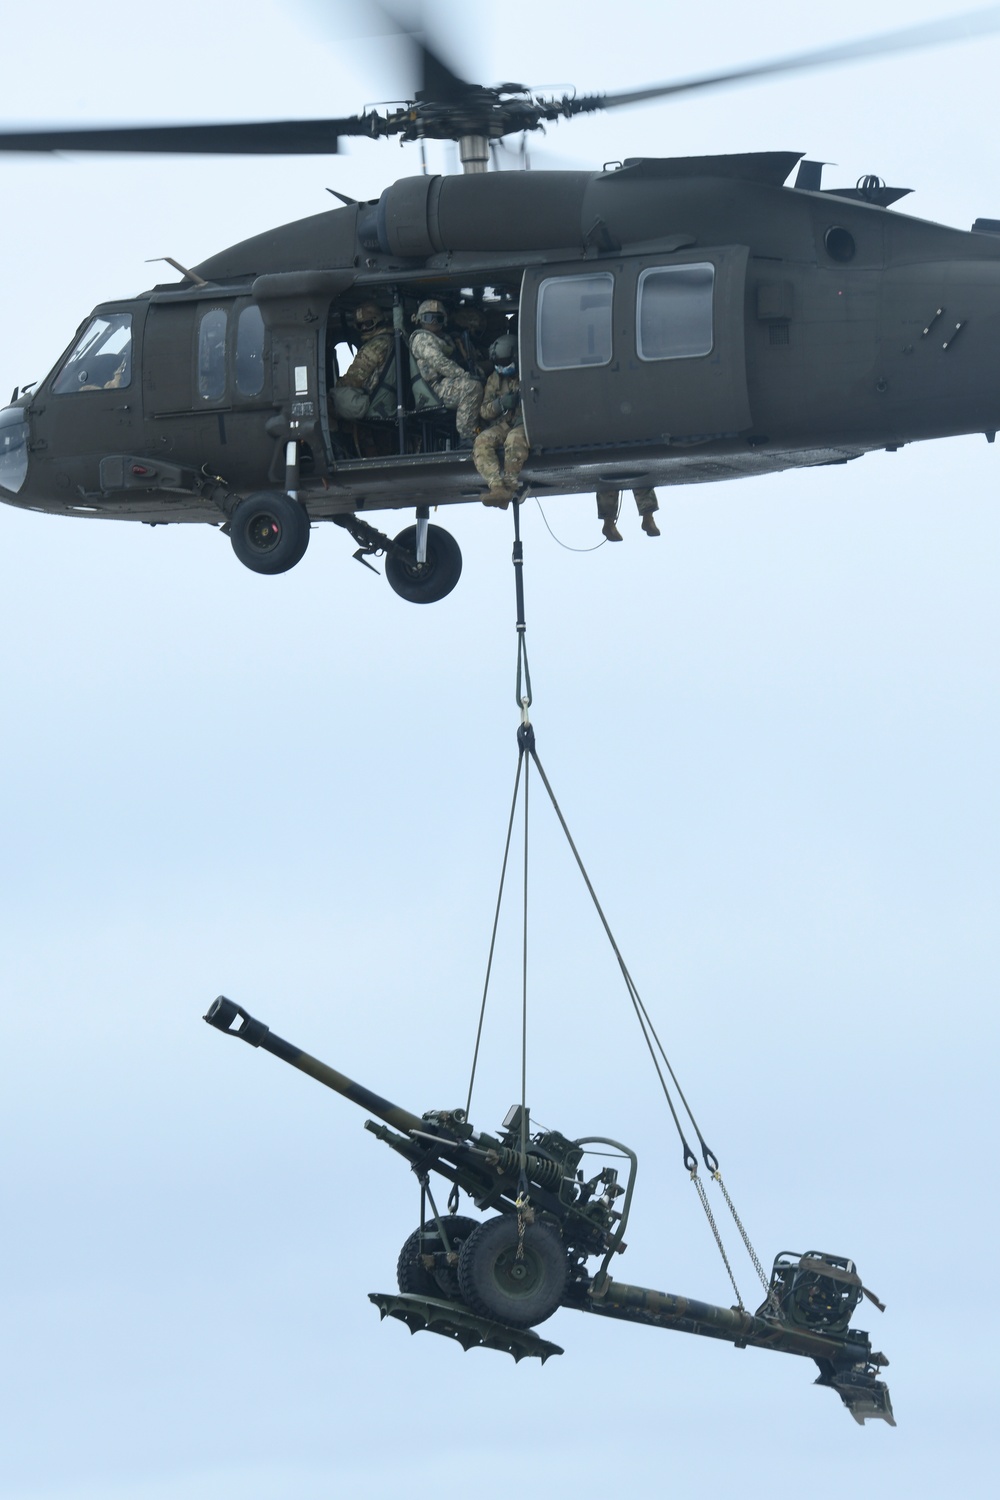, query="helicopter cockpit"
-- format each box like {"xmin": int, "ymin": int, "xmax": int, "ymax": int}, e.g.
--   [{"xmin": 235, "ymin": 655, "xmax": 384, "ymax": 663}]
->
[
  {"xmin": 0, "ymin": 404, "xmax": 28, "ymax": 496},
  {"xmin": 51, "ymin": 312, "xmax": 133, "ymax": 394}
]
